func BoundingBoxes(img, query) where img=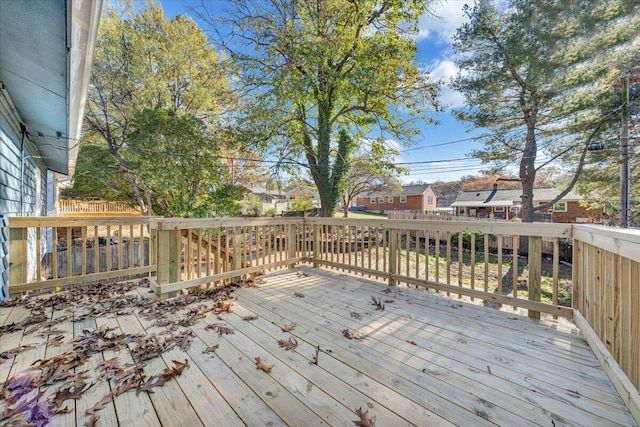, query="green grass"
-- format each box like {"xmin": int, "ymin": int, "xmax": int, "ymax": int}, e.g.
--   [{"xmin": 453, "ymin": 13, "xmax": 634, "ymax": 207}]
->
[{"xmin": 335, "ymin": 211, "xmax": 388, "ymax": 219}]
